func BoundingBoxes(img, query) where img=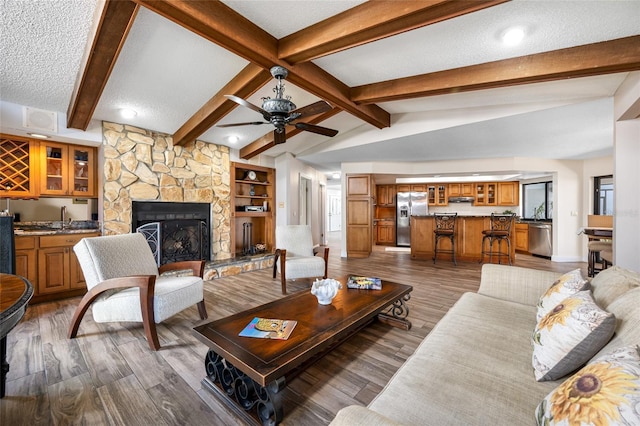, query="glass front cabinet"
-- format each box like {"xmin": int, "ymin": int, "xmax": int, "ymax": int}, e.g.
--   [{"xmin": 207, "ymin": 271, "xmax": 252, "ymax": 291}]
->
[{"xmin": 40, "ymin": 142, "xmax": 96, "ymax": 197}]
